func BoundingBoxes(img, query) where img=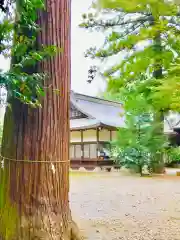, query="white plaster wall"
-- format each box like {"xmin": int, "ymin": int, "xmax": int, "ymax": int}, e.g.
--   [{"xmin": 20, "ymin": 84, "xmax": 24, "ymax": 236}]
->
[
  {"xmin": 99, "ymin": 129, "xmax": 110, "ymax": 141},
  {"xmin": 70, "ymin": 131, "xmax": 81, "ymax": 142},
  {"xmin": 83, "ymin": 130, "xmax": 97, "ymax": 142},
  {"xmin": 71, "ymin": 129, "xmax": 118, "ymax": 143}
]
